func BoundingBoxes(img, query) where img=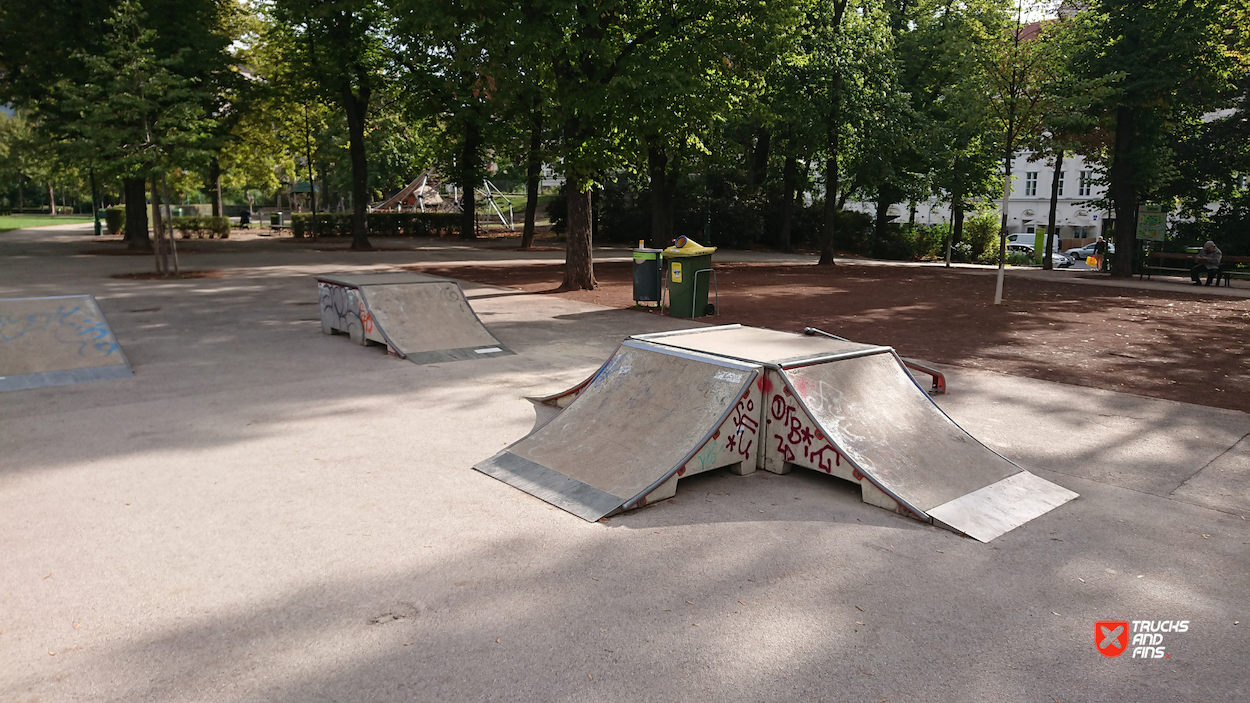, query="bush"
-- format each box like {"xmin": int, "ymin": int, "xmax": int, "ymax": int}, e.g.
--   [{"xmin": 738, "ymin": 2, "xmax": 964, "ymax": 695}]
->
[
  {"xmin": 171, "ymin": 216, "xmax": 231, "ymax": 239},
  {"xmin": 105, "ymin": 206, "xmax": 126, "ymax": 235},
  {"xmin": 1006, "ymin": 251, "xmax": 1034, "ymax": 266},
  {"xmin": 290, "ymin": 212, "xmax": 461, "ymax": 238},
  {"xmin": 951, "ymin": 241, "xmax": 973, "ymax": 262},
  {"xmin": 964, "ymin": 213, "xmax": 1000, "ymax": 263}
]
